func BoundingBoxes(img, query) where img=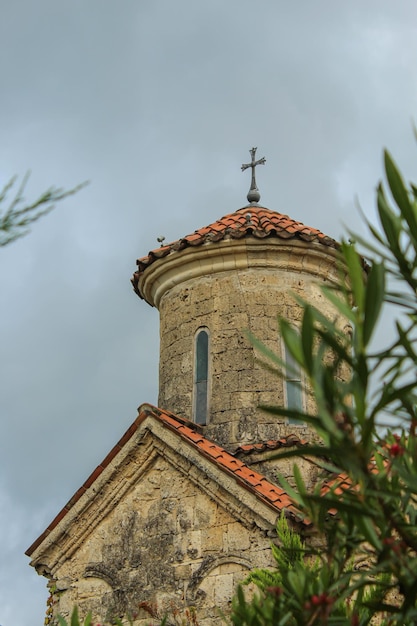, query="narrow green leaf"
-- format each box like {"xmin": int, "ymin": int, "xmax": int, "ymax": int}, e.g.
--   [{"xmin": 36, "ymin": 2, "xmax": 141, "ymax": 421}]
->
[
  {"xmin": 83, "ymin": 614, "xmax": 93, "ymax": 626},
  {"xmin": 363, "ymin": 261, "xmax": 385, "ymax": 346},
  {"xmin": 356, "ymin": 515, "xmax": 383, "ymax": 550},
  {"xmin": 341, "ymin": 241, "xmax": 365, "ymax": 311},
  {"xmin": 276, "ymin": 473, "xmax": 305, "ymax": 508},
  {"xmin": 384, "ymin": 151, "xmax": 417, "ymax": 236},
  {"xmin": 293, "ymin": 464, "xmax": 307, "ymax": 496},
  {"xmin": 396, "ymin": 320, "xmax": 417, "ymax": 360},
  {"xmin": 280, "ymin": 319, "xmax": 304, "ymax": 366},
  {"xmin": 315, "ymin": 327, "xmax": 353, "ymax": 365},
  {"xmin": 347, "ymin": 229, "xmax": 391, "ymax": 263},
  {"xmin": 321, "ymin": 286, "xmax": 356, "ymax": 323},
  {"xmin": 377, "ymin": 183, "xmax": 402, "ymax": 257},
  {"xmin": 245, "ymin": 330, "xmax": 284, "ymax": 369},
  {"xmin": 385, "ymin": 151, "xmax": 411, "ymax": 209},
  {"xmin": 306, "ymin": 494, "xmax": 373, "ymax": 516},
  {"xmin": 70, "ymin": 607, "xmax": 80, "ymax": 626}
]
